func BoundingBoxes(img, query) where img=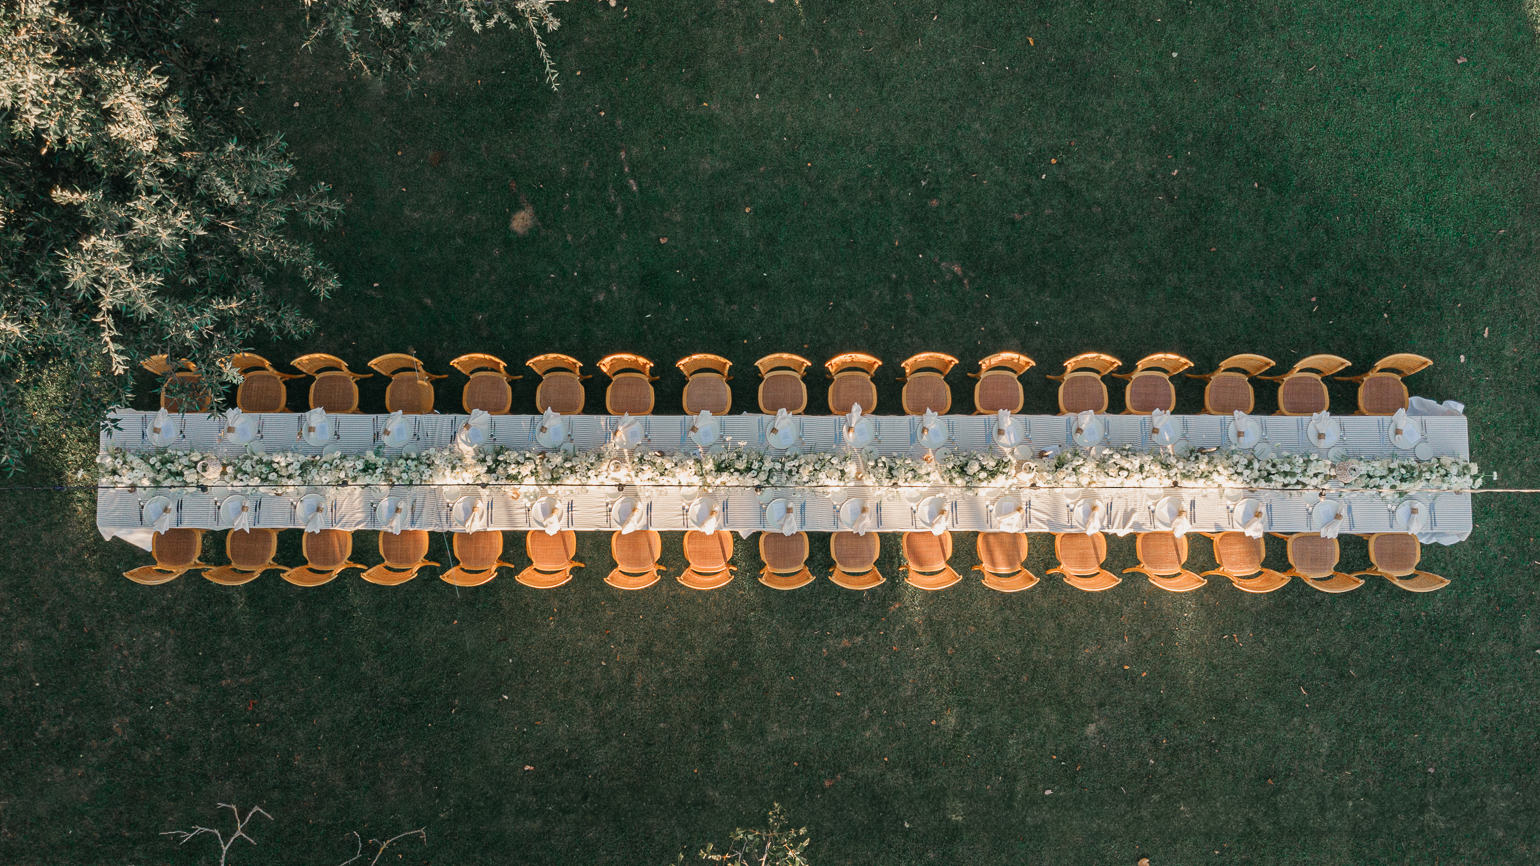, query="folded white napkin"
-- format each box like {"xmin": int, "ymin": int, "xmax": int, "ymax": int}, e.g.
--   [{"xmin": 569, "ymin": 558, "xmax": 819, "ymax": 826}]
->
[
  {"xmin": 620, "ymin": 503, "xmax": 647, "ymax": 535},
  {"xmin": 541, "ymin": 506, "xmax": 564, "ymax": 536},
  {"xmin": 771, "ymin": 407, "xmax": 794, "ymax": 436},
  {"xmin": 695, "ymin": 504, "xmax": 722, "ymax": 534},
  {"xmin": 150, "ymin": 407, "xmax": 174, "ymax": 446},
  {"xmin": 1150, "ymin": 408, "xmax": 1174, "ymax": 441},
  {"xmin": 382, "ymin": 410, "xmax": 408, "ymax": 443},
  {"xmin": 690, "ymin": 410, "xmax": 719, "ymax": 447},
  {"xmin": 1082, "ymin": 500, "xmax": 1104, "ymax": 534},
  {"xmin": 222, "ymin": 408, "xmax": 253, "ymax": 444},
  {"xmin": 1309, "ymin": 410, "xmax": 1333, "ymax": 445},
  {"xmin": 1170, "ymin": 509, "xmax": 1192, "ymax": 539},
  {"xmin": 778, "ymin": 508, "xmax": 798, "ymax": 536},
  {"xmin": 1407, "ymin": 396, "xmax": 1463, "ymax": 417},
  {"xmin": 305, "ymin": 505, "xmax": 325, "ymax": 534},
  {"xmin": 1241, "ymin": 512, "xmax": 1265, "ymax": 539},
  {"xmin": 920, "ymin": 408, "xmax": 940, "ymax": 439},
  {"xmin": 613, "ymin": 414, "xmax": 643, "ymax": 448},
  {"xmin": 1390, "ymin": 408, "xmax": 1422, "ymax": 446},
  {"xmin": 1403, "ymin": 501, "xmax": 1427, "ymax": 533},
  {"xmin": 303, "ymin": 408, "xmax": 329, "ymax": 446},
  {"xmin": 151, "ymin": 502, "xmax": 174, "ymax": 533},
  {"xmin": 538, "ymin": 407, "xmax": 564, "ymax": 440},
  {"xmin": 1074, "ymin": 410, "xmax": 1103, "ymax": 444},
  {"xmin": 457, "ymin": 409, "xmax": 492, "ymax": 451},
  {"xmin": 228, "ymin": 497, "xmax": 254, "ymax": 532},
  {"xmin": 1318, "ymin": 513, "xmax": 1344, "ymax": 539},
  {"xmin": 388, "ymin": 500, "xmax": 408, "ymax": 534},
  {"xmin": 997, "ymin": 504, "xmax": 1026, "ymax": 533}
]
